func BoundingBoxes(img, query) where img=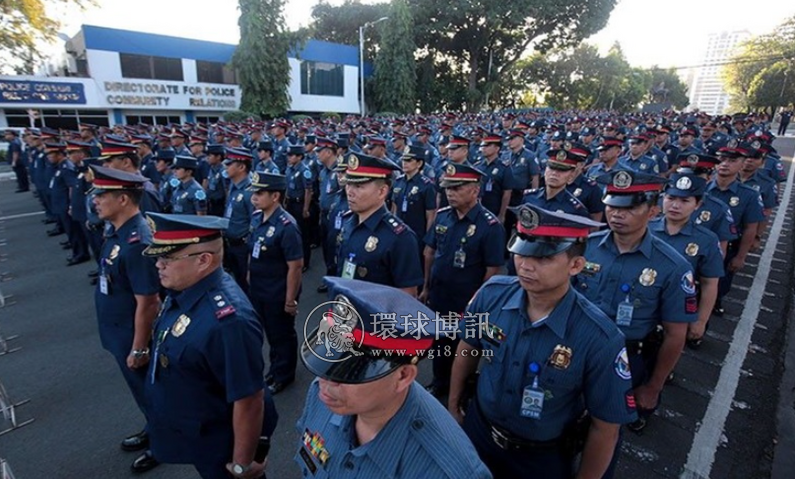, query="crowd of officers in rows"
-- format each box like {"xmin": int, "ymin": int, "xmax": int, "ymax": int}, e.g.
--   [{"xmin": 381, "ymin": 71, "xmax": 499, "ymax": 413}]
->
[{"xmin": 2, "ymin": 108, "xmax": 786, "ymax": 478}]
